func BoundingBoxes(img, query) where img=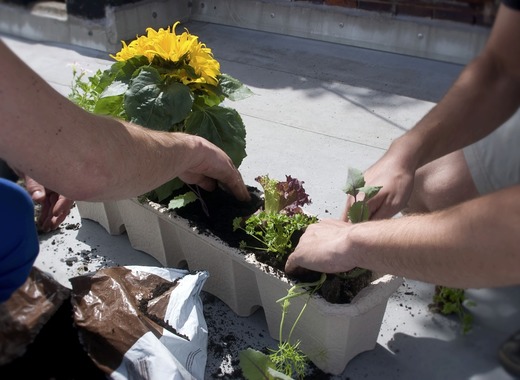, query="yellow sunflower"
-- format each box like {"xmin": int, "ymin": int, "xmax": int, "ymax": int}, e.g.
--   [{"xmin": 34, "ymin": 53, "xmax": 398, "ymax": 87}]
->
[{"xmin": 111, "ymin": 22, "xmax": 220, "ymax": 87}]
